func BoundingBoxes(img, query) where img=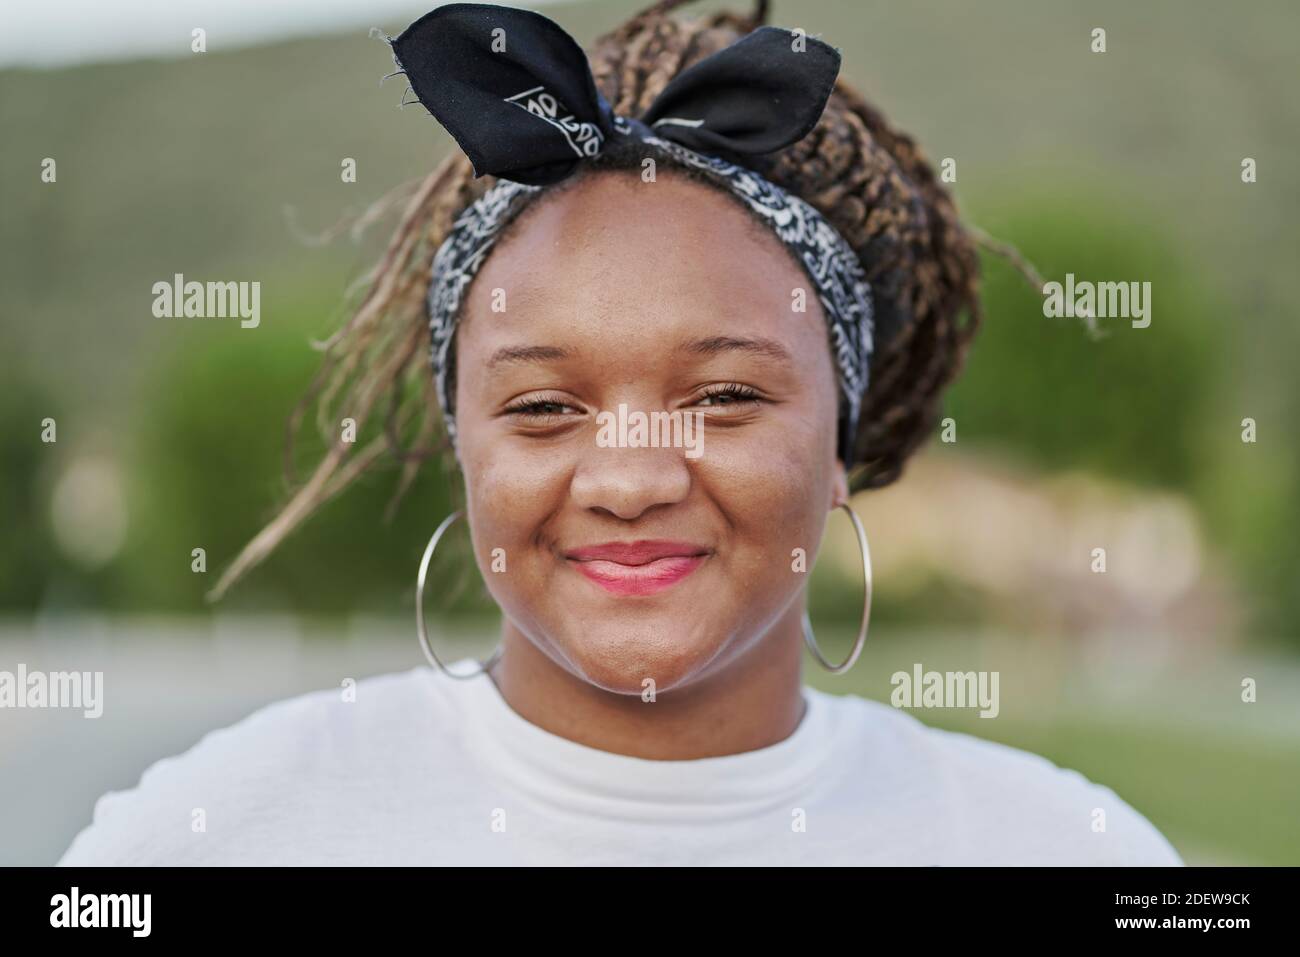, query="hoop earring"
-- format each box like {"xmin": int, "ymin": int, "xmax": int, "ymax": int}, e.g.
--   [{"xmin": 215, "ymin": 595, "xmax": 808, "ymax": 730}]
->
[
  {"xmin": 416, "ymin": 509, "xmax": 501, "ymax": 679},
  {"xmin": 802, "ymin": 502, "xmax": 873, "ymax": 674}
]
